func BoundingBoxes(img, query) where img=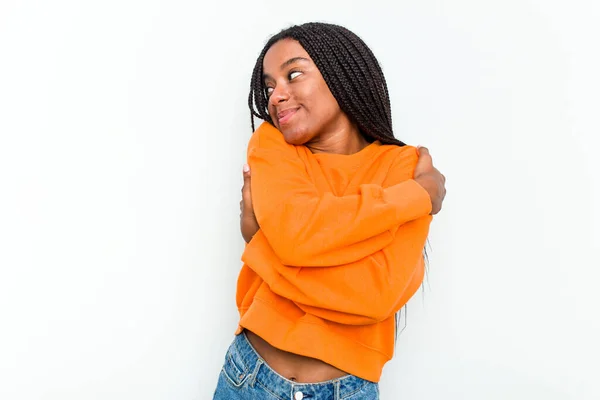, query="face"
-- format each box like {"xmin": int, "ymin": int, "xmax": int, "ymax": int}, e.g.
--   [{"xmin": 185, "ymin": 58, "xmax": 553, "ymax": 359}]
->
[{"xmin": 262, "ymin": 39, "xmax": 349, "ymax": 145}]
